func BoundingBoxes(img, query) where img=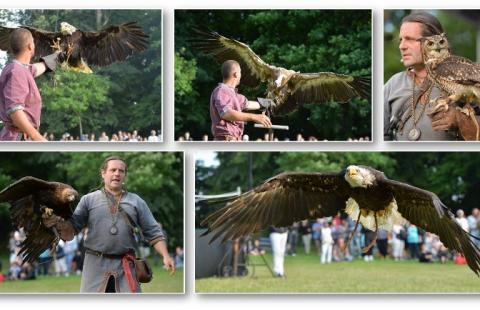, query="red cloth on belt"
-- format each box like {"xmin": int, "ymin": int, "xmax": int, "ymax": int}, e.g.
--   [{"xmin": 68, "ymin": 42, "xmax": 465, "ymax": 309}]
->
[{"xmin": 121, "ymin": 253, "xmax": 137, "ymax": 292}]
